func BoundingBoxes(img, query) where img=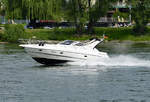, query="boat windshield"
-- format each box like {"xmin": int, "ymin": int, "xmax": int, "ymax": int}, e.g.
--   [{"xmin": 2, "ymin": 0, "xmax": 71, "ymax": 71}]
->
[
  {"xmin": 59, "ymin": 40, "xmax": 74, "ymax": 45},
  {"xmin": 59, "ymin": 40, "xmax": 85, "ymax": 46},
  {"xmin": 75, "ymin": 42, "xmax": 84, "ymax": 46}
]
